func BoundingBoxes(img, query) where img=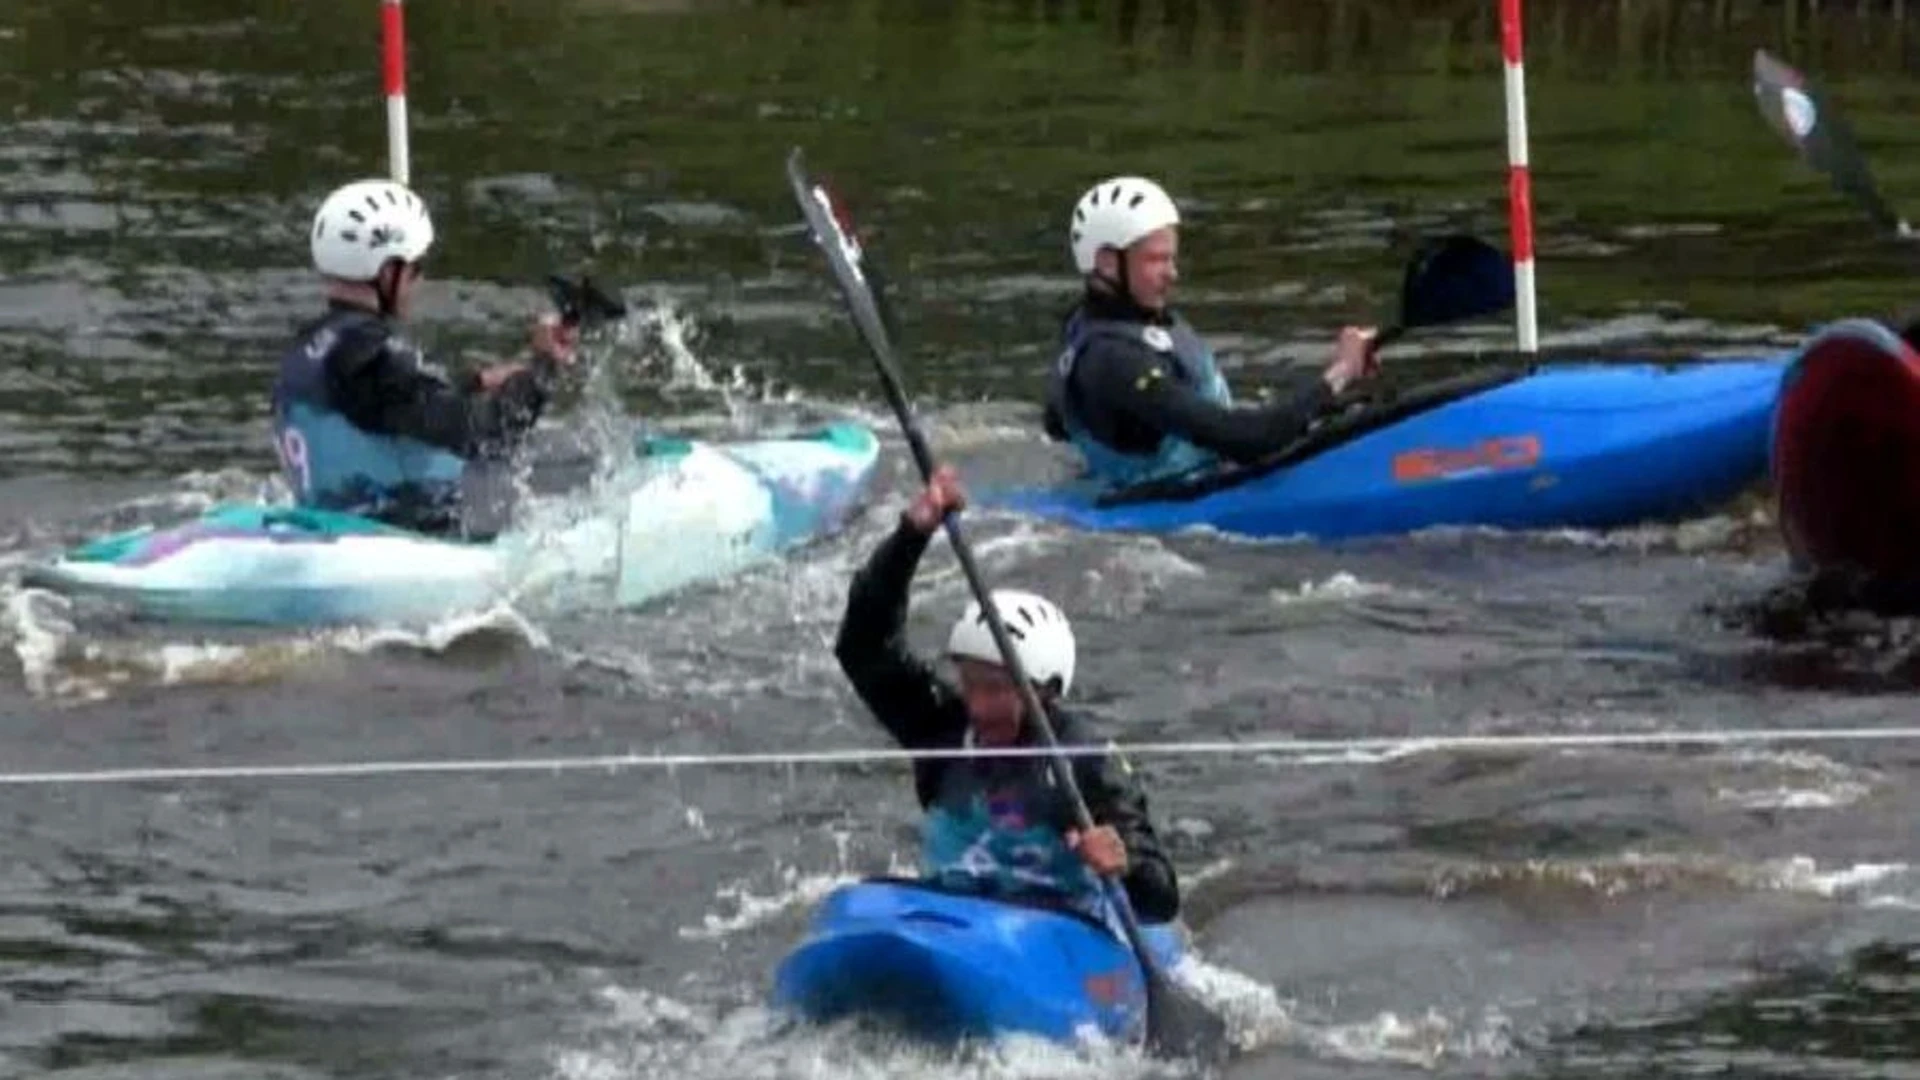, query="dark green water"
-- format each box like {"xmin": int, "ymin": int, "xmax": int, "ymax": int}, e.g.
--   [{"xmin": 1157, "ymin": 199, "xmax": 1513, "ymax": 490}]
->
[
  {"xmin": 0, "ymin": 2, "xmax": 1916, "ymax": 1079},
  {"xmin": 6, "ymin": 0, "xmax": 1920, "ymax": 473}
]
